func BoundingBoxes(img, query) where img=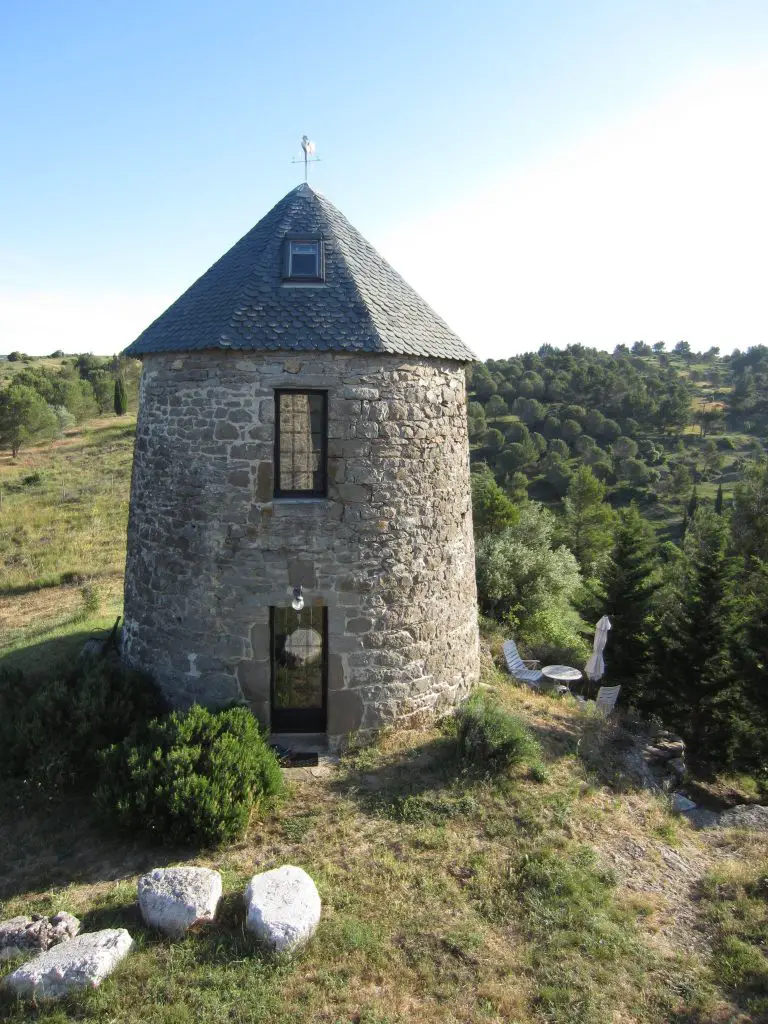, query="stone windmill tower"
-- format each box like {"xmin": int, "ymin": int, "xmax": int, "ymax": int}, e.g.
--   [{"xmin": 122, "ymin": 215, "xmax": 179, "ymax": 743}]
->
[{"xmin": 122, "ymin": 183, "xmax": 479, "ymax": 747}]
